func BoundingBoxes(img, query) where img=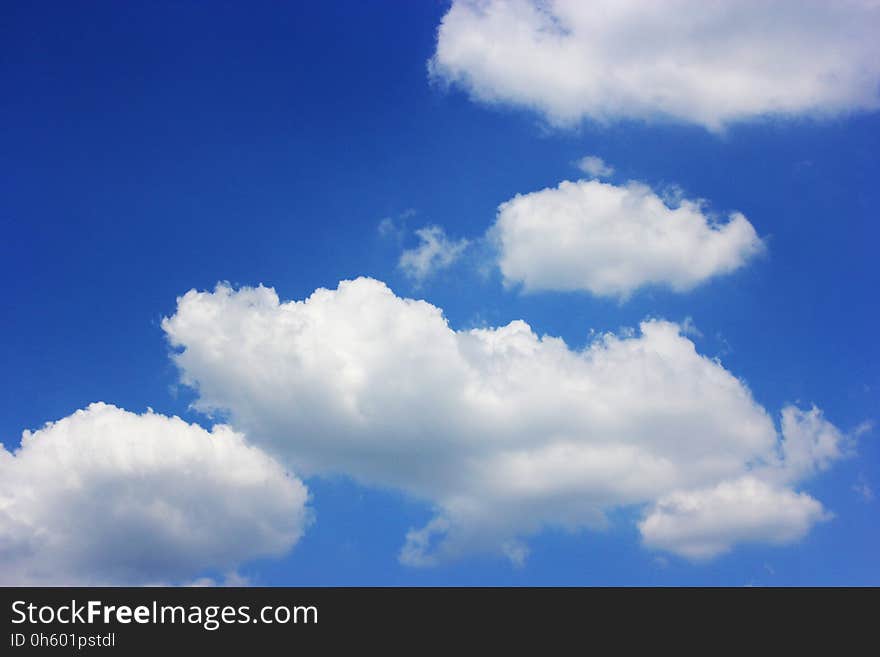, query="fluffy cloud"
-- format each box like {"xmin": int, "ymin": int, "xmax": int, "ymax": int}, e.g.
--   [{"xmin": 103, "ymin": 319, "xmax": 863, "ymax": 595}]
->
[
  {"xmin": 490, "ymin": 179, "xmax": 764, "ymax": 298},
  {"xmin": 430, "ymin": 0, "xmax": 880, "ymax": 130},
  {"xmin": 774, "ymin": 406, "xmax": 850, "ymax": 483},
  {"xmin": 639, "ymin": 477, "xmax": 829, "ymax": 560},
  {"xmin": 399, "ymin": 225, "xmax": 470, "ymax": 281},
  {"xmin": 163, "ymin": 277, "xmax": 844, "ymax": 563},
  {"xmin": 0, "ymin": 403, "xmax": 310, "ymax": 585}
]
